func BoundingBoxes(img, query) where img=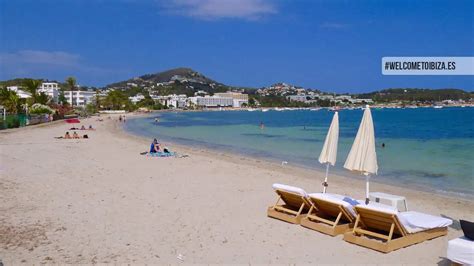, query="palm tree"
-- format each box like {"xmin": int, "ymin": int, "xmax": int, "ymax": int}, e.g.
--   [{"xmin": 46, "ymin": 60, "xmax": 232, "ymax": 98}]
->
[
  {"xmin": 22, "ymin": 79, "xmax": 41, "ymax": 104},
  {"xmin": 0, "ymin": 88, "xmax": 20, "ymax": 114},
  {"xmin": 66, "ymin": 76, "xmax": 77, "ymax": 107}
]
